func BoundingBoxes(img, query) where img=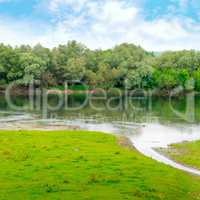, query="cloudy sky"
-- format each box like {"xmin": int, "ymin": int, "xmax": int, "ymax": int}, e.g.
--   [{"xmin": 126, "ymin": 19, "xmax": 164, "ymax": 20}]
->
[{"xmin": 0, "ymin": 0, "xmax": 200, "ymax": 51}]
